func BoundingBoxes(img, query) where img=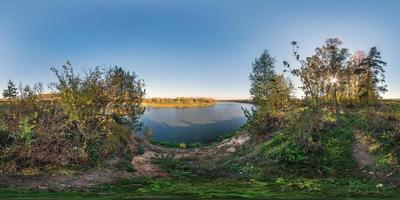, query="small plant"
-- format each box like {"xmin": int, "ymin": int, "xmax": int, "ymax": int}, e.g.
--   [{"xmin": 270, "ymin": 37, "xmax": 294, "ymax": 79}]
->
[
  {"xmin": 126, "ymin": 163, "xmax": 136, "ymax": 172},
  {"xmin": 138, "ymin": 145, "xmax": 145, "ymax": 155},
  {"xmin": 179, "ymin": 143, "xmax": 187, "ymax": 149},
  {"xmin": 144, "ymin": 128, "xmax": 153, "ymax": 142},
  {"xmin": 12, "ymin": 116, "xmax": 35, "ymax": 145}
]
